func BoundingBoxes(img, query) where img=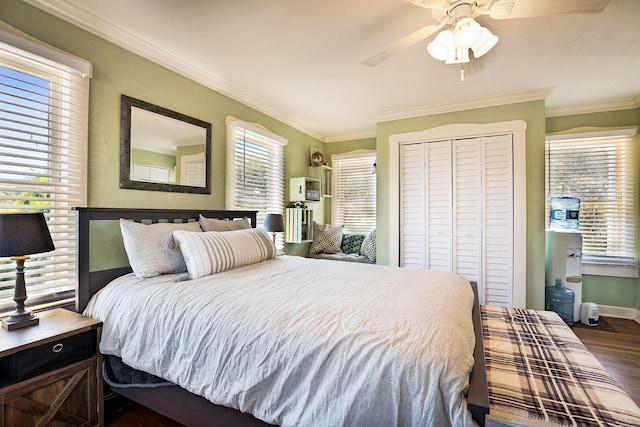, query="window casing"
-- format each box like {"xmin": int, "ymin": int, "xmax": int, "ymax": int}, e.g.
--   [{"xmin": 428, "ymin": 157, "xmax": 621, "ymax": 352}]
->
[
  {"xmin": 0, "ymin": 33, "xmax": 90, "ymax": 313},
  {"xmin": 225, "ymin": 117, "xmax": 286, "ymax": 249},
  {"xmin": 545, "ymin": 129, "xmax": 638, "ymax": 269},
  {"xmin": 332, "ymin": 152, "xmax": 376, "ymax": 234}
]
